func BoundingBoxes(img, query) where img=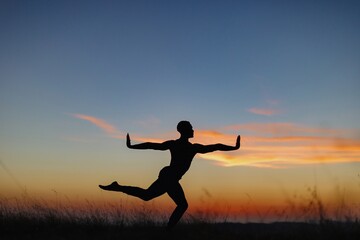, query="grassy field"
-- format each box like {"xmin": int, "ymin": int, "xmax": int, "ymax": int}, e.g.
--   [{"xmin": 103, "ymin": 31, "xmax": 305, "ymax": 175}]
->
[{"xmin": 1, "ymin": 194, "xmax": 359, "ymax": 240}]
